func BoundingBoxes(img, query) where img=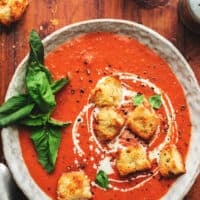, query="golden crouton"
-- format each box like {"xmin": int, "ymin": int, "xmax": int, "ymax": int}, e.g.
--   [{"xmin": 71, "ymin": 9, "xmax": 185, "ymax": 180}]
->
[
  {"xmin": 158, "ymin": 144, "xmax": 185, "ymax": 176},
  {"xmin": 127, "ymin": 104, "xmax": 160, "ymax": 140},
  {"xmin": 90, "ymin": 76, "xmax": 122, "ymax": 107},
  {"xmin": 94, "ymin": 107, "xmax": 125, "ymax": 141},
  {"xmin": 116, "ymin": 145, "xmax": 151, "ymax": 176},
  {"xmin": 57, "ymin": 171, "xmax": 92, "ymax": 200},
  {"xmin": 0, "ymin": 0, "xmax": 28, "ymax": 25}
]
